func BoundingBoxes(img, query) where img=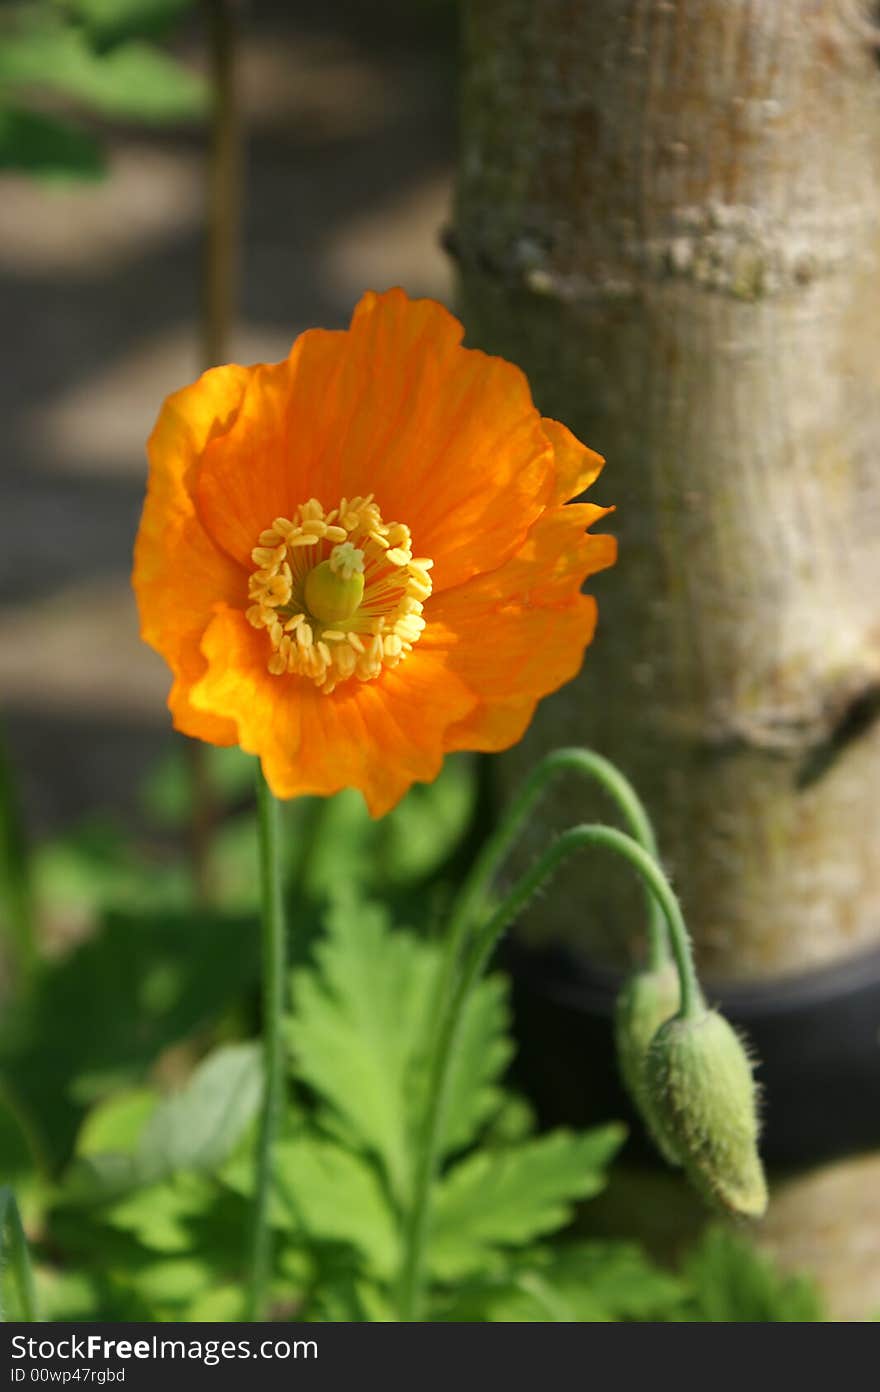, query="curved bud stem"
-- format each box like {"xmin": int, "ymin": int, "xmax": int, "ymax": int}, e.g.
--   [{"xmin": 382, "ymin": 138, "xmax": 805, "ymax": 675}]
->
[
  {"xmin": 464, "ymin": 824, "xmax": 701, "ymax": 1022},
  {"xmin": 450, "ymin": 747, "xmax": 669, "ymax": 974},
  {"xmin": 397, "ymin": 821, "xmax": 701, "ymax": 1322}
]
